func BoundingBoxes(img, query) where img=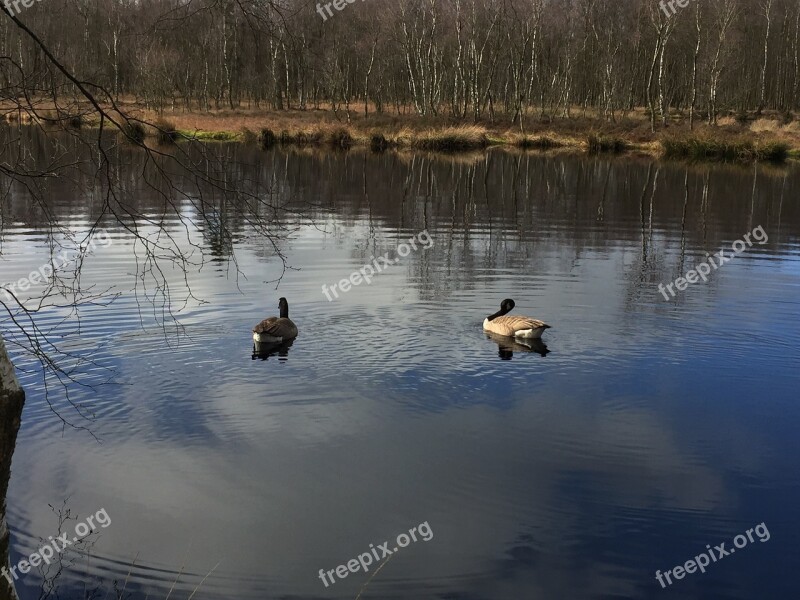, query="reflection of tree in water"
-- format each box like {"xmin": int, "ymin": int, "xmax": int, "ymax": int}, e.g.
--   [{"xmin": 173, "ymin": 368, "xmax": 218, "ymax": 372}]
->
[
  {"xmin": 5, "ymin": 141, "xmax": 798, "ymax": 319},
  {"xmin": 4, "ymin": 139, "xmax": 798, "ymax": 317},
  {"xmin": 325, "ymin": 152, "xmax": 796, "ymax": 313}
]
